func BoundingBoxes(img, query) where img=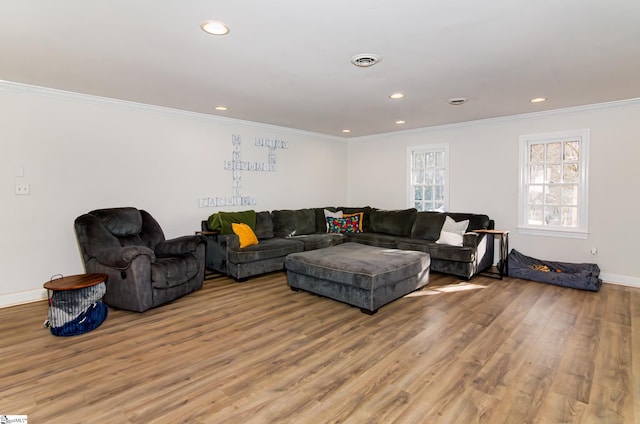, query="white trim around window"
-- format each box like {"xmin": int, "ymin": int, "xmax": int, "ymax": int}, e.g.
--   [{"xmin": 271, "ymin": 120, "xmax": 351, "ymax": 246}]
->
[
  {"xmin": 407, "ymin": 143, "xmax": 450, "ymax": 212},
  {"xmin": 518, "ymin": 129, "xmax": 590, "ymax": 239}
]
